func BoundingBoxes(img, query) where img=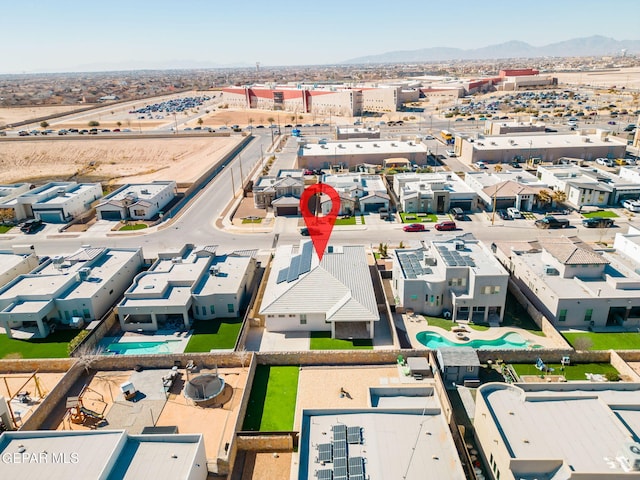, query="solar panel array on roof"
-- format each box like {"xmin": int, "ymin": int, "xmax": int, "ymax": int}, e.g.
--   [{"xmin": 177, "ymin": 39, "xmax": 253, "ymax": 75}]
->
[
  {"xmin": 318, "ymin": 443, "xmax": 332, "ymax": 463},
  {"xmin": 398, "ymin": 251, "xmax": 432, "ymax": 279},
  {"xmin": 349, "ymin": 457, "xmax": 364, "ymax": 475},
  {"xmin": 276, "ymin": 242, "xmax": 314, "ymax": 284},
  {"xmin": 314, "ymin": 424, "xmax": 367, "ymax": 480},
  {"xmin": 436, "ymin": 245, "xmax": 475, "ymax": 267},
  {"xmin": 333, "ymin": 439, "xmax": 347, "ymax": 460}
]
